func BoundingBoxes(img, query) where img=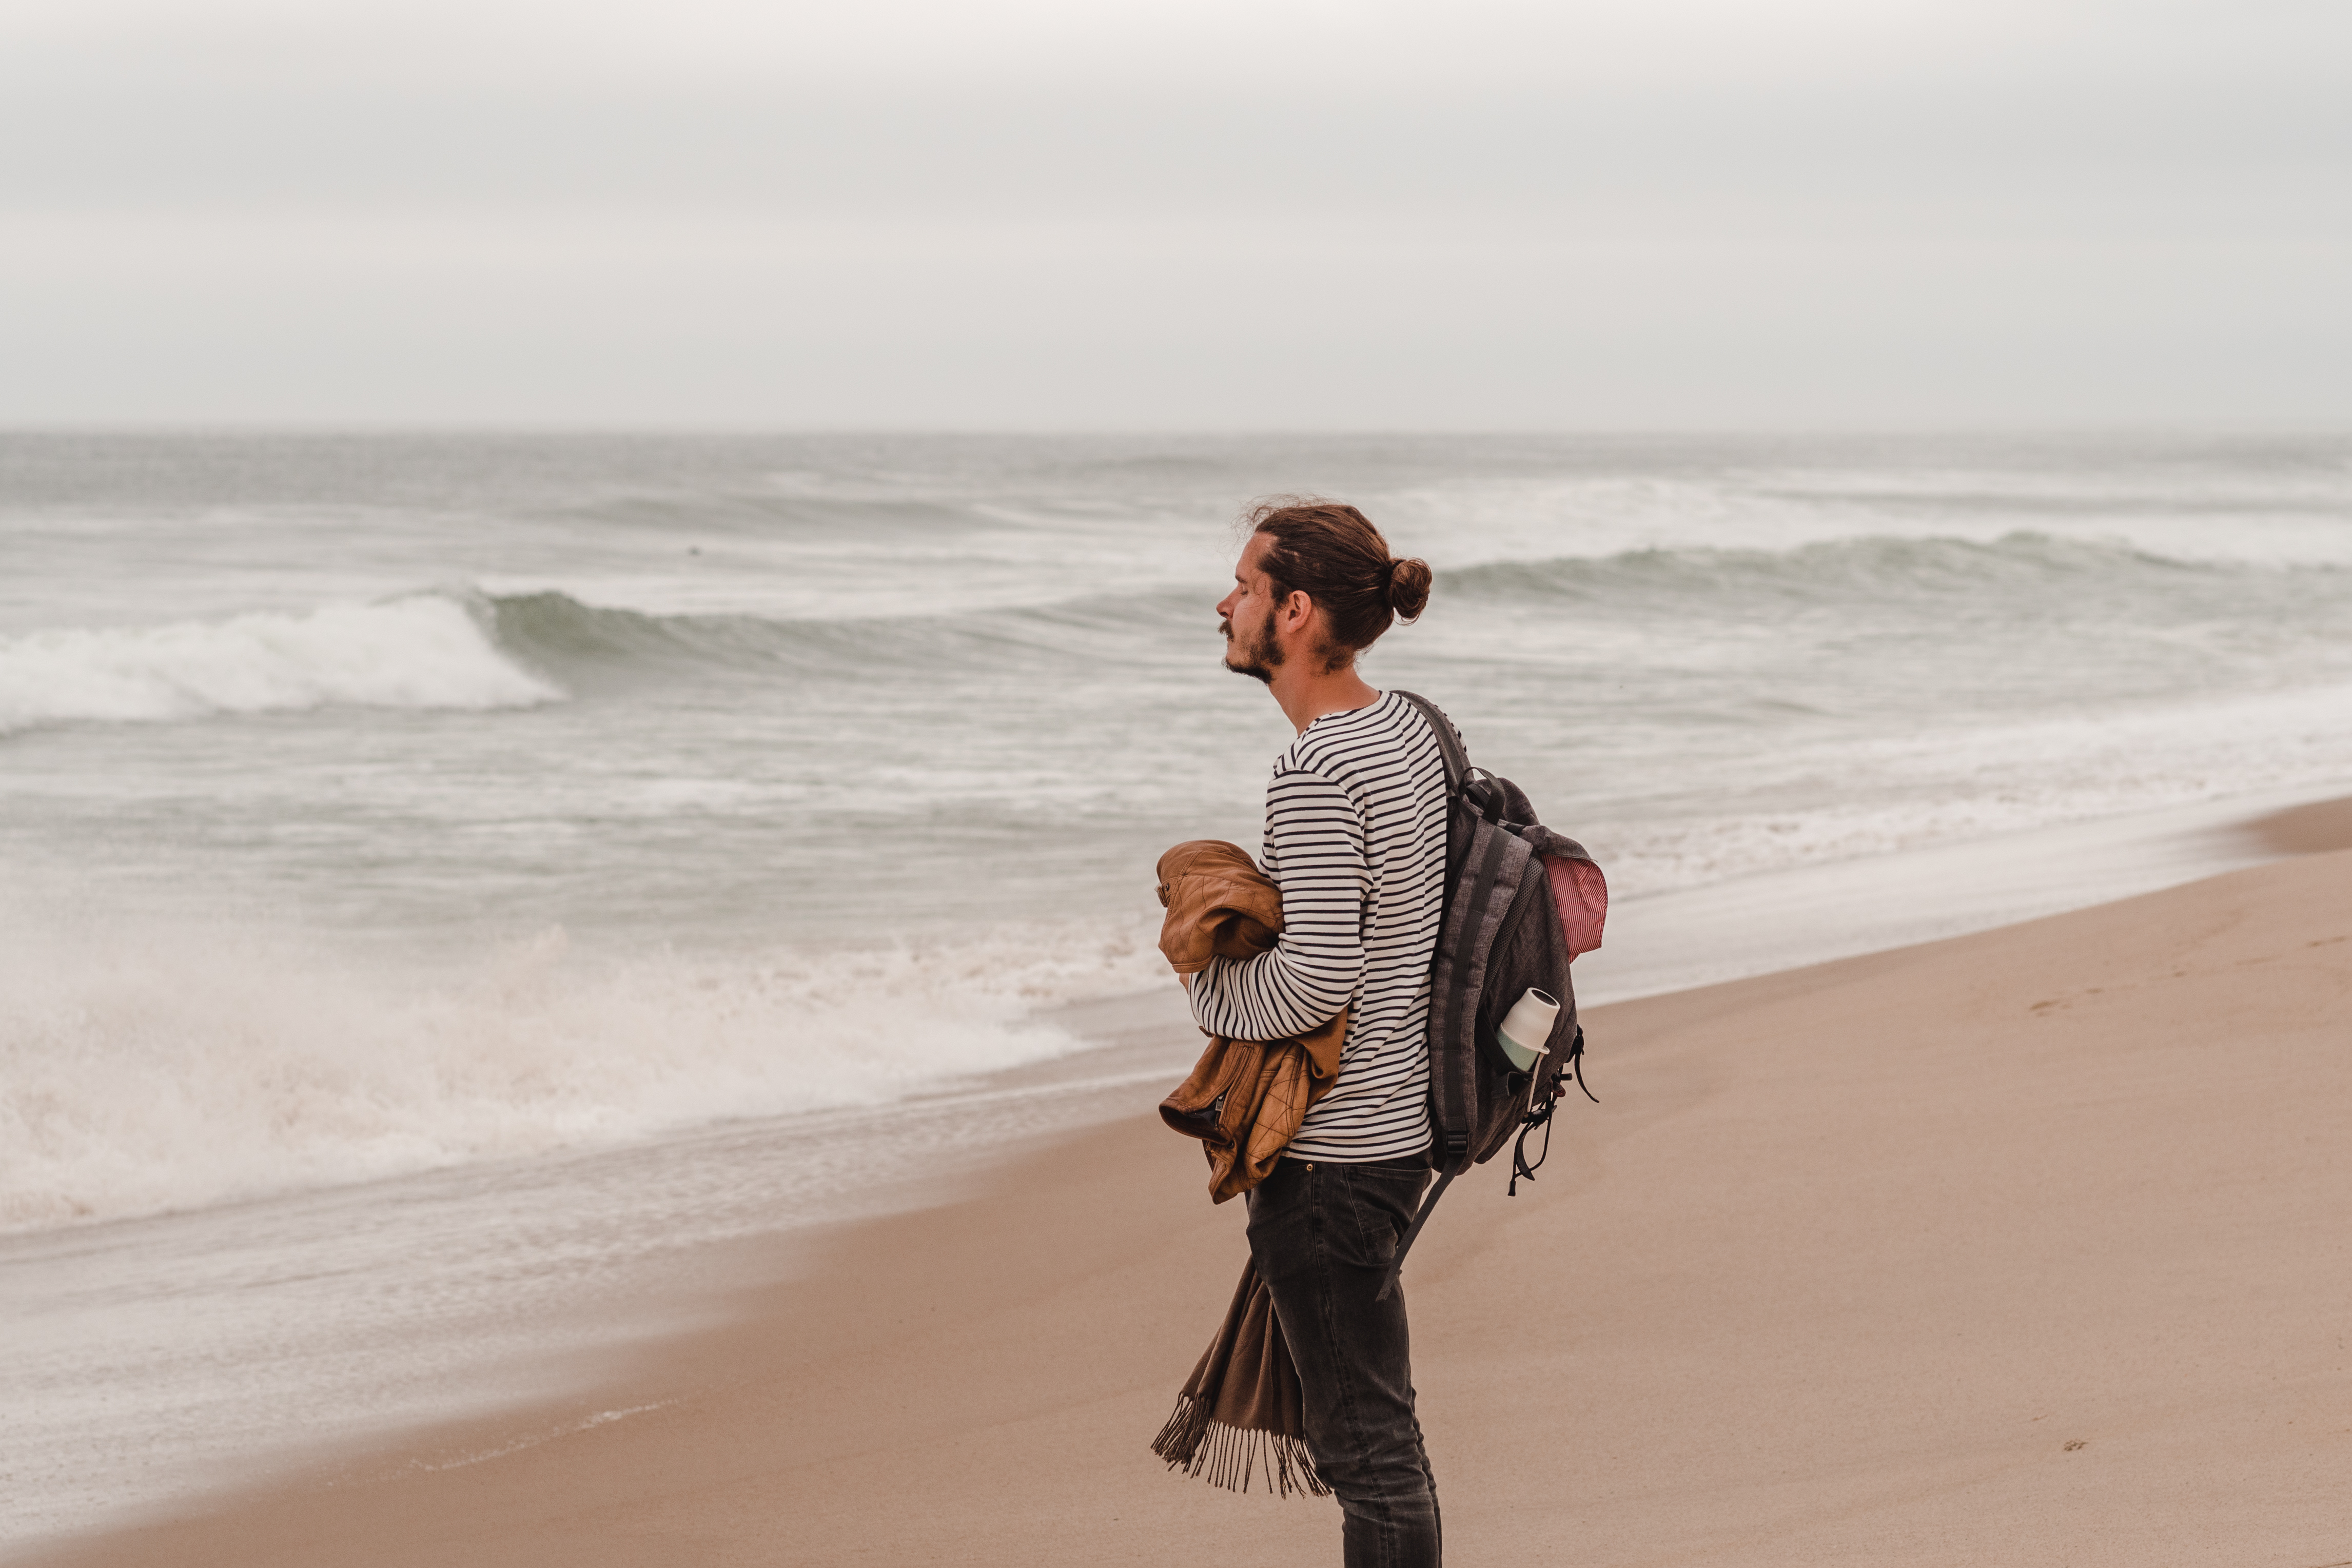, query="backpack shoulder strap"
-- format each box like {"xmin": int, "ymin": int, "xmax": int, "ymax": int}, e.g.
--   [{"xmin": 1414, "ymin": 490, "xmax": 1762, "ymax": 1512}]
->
[
  {"xmin": 1392, "ymin": 688, "xmax": 1532, "ymax": 1171},
  {"xmin": 1390, "ymin": 689, "xmax": 1468, "ymax": 793},
  {"xmin": 1378, "ymin": 690, "xmax": 1542, "ymax": 1296}
]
